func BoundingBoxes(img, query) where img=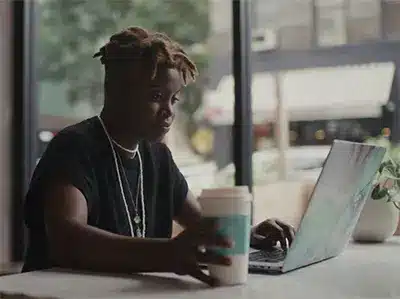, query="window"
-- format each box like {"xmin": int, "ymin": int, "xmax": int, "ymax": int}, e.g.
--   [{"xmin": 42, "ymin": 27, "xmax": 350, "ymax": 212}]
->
[
  {"xmin": 38, "ymin": 0, "xmax": 233, "ymax": 196},
  {"xmin": 250, "ymin": 62, "xmax": 395, "ymax": 224},
  {"xmin": 254, "ymin": 0, "xmax": 314, "ymax": 50},
  {"xmin": 251, "ymin": 0, "xmax": 280, "ymax": 30},
  {"xmin": 347, "ymin": 0, "xmax": 381, "ymax": 43},
  {"xmin": 209, "ymin": 0, "xmax": 231, "ymax": 34},
  {"xmin": 316, "ymin": 0, "xmax": 347, "ymax": 47},
  {"xmin": 35, "ymin": 0, "xmax": 400, "ymax": 232},
  {"xmin": 0, "ymin": 0, "xmax": 12, "ymax": 266},
  {"xmin": 382, "ymin": 0, "xmax": 400, "ymax": 40}
]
